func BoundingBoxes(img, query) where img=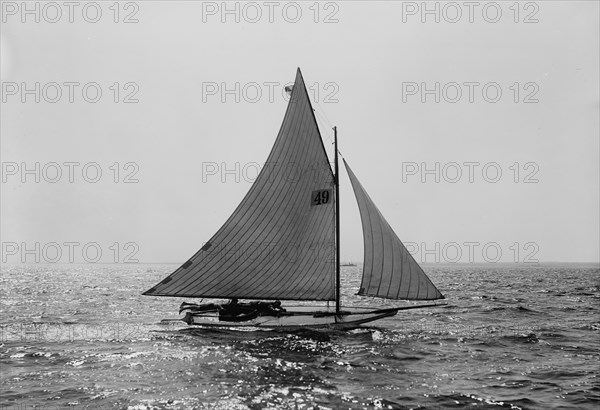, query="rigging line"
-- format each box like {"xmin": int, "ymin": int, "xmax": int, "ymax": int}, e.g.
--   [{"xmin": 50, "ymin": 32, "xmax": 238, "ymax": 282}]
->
[
  {"xmin": 313, "ymin": 110, "xmax": 342, "ymax": 157},
  {"xmin": 311, "ymin": 96, "xmax": 349, "ymax": 165},
  {"xmin": 314, "ymin": 110, "xmax": 334, "ymax": 141},
  {"xmin": 316, "ymin": 114, "xmax": 334, "ymax": 140},
  {"xmin": 315, "ymin": 99, "xmax": 334, "ymax": 129},
  {"xmin": 314, "ymin": 101, "xmax": 332, "ymax": 124},
  {"xmin": 312, "ymin": 99, "xmax": 334, "ymax": 138}
]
